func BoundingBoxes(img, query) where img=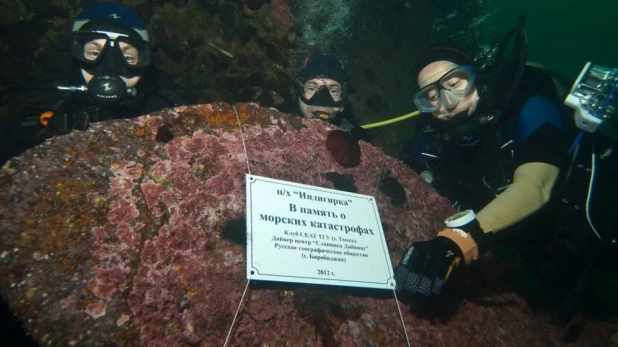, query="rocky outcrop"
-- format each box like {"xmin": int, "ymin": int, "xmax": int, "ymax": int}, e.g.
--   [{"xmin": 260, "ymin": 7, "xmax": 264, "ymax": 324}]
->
[{"xmin": 0, "ymin": 103, "xmax": 613, "ymax": 346}]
